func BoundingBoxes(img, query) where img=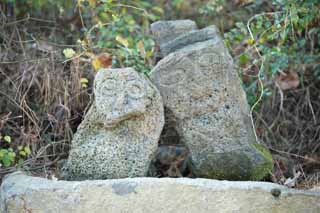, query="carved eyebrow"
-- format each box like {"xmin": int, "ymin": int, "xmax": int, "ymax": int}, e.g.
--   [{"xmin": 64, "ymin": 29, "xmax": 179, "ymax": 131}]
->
[
  {"xmin": 126, "ymin": 76, "xmax": 137, "ymax": 81},
  {"xmin": 103, "ymin": 76, "xmax": 115, "ymax": 81}
]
